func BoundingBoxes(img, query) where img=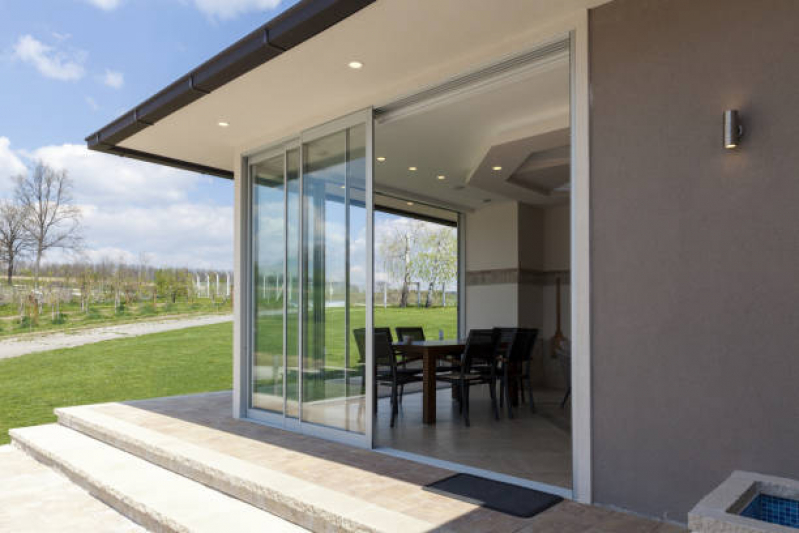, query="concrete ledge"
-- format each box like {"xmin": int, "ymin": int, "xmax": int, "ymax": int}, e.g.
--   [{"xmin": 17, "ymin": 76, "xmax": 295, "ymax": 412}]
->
[
  {"xmin": 688, "ymin": 471, "xmax": 799, "ymax": 533},
  {"xmin": 11, "ymin": 424, "xmax": 304, "ymax": 533},
  {"xmin": 56, "ymin": 405, "xmax": 432, "ymax": 533}
]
